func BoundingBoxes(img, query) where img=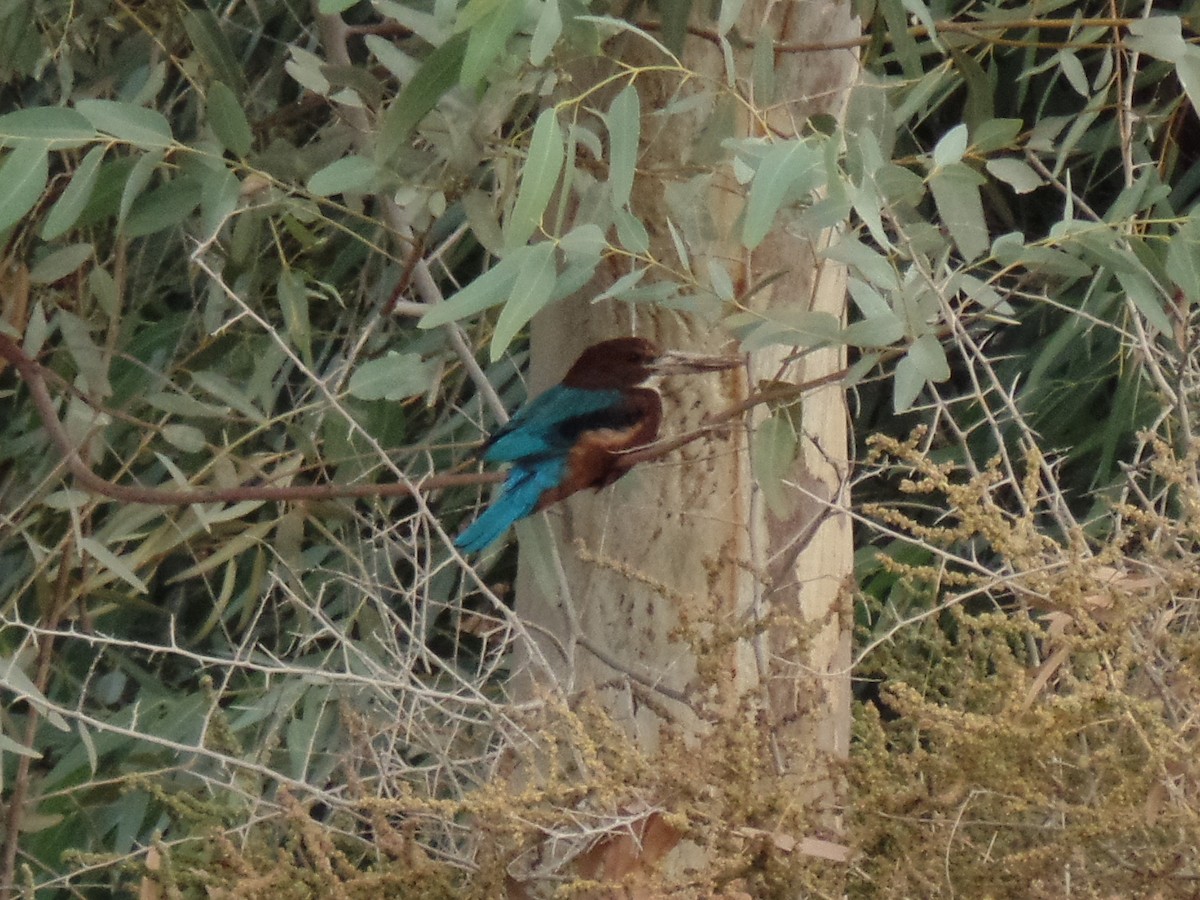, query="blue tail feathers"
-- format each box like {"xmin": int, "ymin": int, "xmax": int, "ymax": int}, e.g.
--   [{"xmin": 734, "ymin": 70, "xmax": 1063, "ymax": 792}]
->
[{"xmin": 454, "ymin": 457, "xmax": 567, "ymax": 553}]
